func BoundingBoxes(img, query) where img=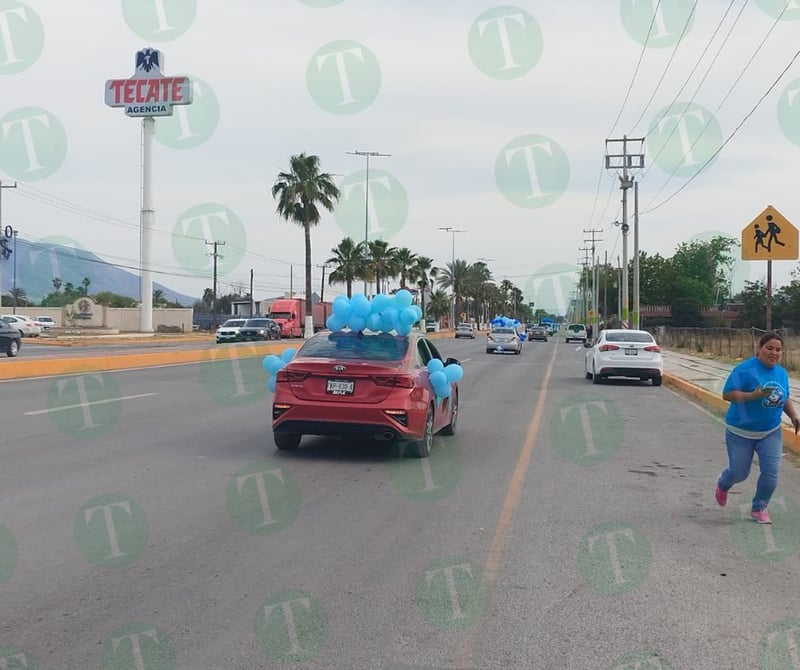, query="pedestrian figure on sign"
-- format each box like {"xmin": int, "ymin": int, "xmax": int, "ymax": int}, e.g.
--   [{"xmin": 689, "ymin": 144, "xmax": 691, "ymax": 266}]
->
[
  {"xmin": 754, "ymin": 224, "xmax": 769, "ymax": 254},
  {"xmin": 765, "ymin": 214, "xmax": 785, "ymax": 251}
]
